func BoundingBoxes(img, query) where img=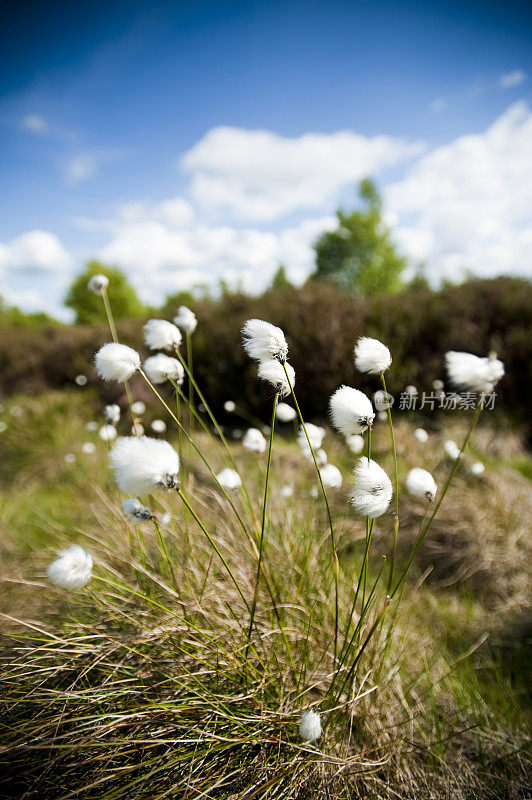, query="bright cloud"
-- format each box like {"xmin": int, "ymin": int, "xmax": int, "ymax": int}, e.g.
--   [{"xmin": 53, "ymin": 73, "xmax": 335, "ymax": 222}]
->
[
  {"xmin": 386, "ymin": 102, "xmax": 532, "ymax": 280},
  {"xmin": 0, "ymin": 230, "xmax": 73, "ymax": 275},
  {"xmin": 499, "ymin": 69, "xmax": 526, "ymax": 88},
  {"xmin": 65, "ymin": 154, "xmax": 98, "ymax": 184},
  {"xmin": 181, "ymin": 126, "xmax": 425, "ymax": 222}
]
